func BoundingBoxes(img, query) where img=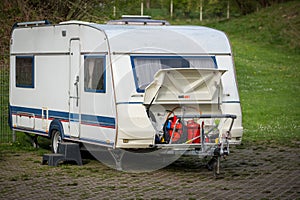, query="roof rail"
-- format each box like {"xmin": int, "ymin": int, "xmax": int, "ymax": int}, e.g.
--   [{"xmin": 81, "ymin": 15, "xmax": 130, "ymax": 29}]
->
[
  {"xmin": 107, "ymin": 15, "xmax": 170, "ymax": 26},
  {"xmin": 13, "ymin": 20, "xmax": 51, "ymax": 28}
]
